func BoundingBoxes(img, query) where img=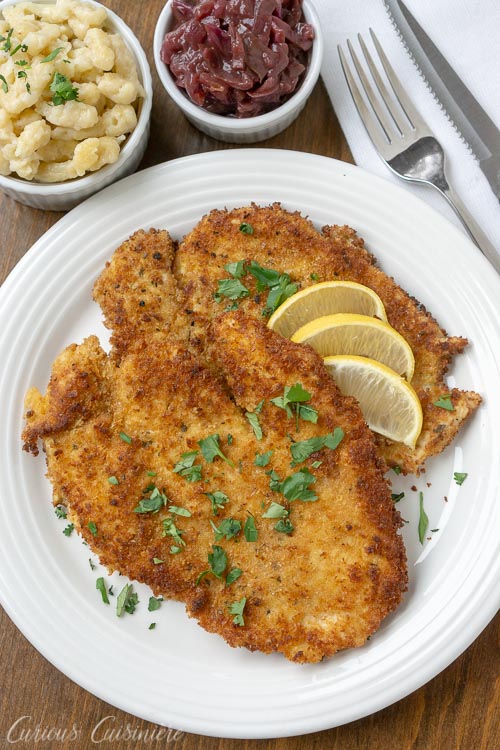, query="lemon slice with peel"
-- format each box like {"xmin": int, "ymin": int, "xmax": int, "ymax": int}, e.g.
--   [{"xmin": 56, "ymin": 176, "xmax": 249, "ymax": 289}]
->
[
  {"xmin": 292, "ymin": 313, "xmax": 415, "ymax": 381},
  {"xmin": 323, "ymin": 355, "xmax": 423, "ymax": 448},
  {"xmin": 267, "ymin": 281, "xmax": 387, "ymax": 339}
]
